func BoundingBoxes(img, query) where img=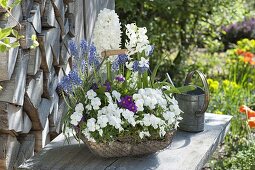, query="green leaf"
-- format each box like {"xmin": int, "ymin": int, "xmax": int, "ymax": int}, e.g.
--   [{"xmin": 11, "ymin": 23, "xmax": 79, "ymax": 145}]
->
[
  {"xmin": 0, "ymin": 44, "xmax": 7, "ymax": 52},
  {"xmin": 0, "ymin": 27, "xmax": 12, "ymax": 40},
  {"xmin": 151, "ymin": 60, "xmax": 161, "ymax": 86},
  {"xmin": 10, "ymin": 41, "xmax": 20, "ymax": 48},
  {"xmin": 11, "ymin": 29, "xmax": 19, "ymax": 38},
  {"xmin": 0, "ymin": 0, "xmax": 8, "ymax": 9}
]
